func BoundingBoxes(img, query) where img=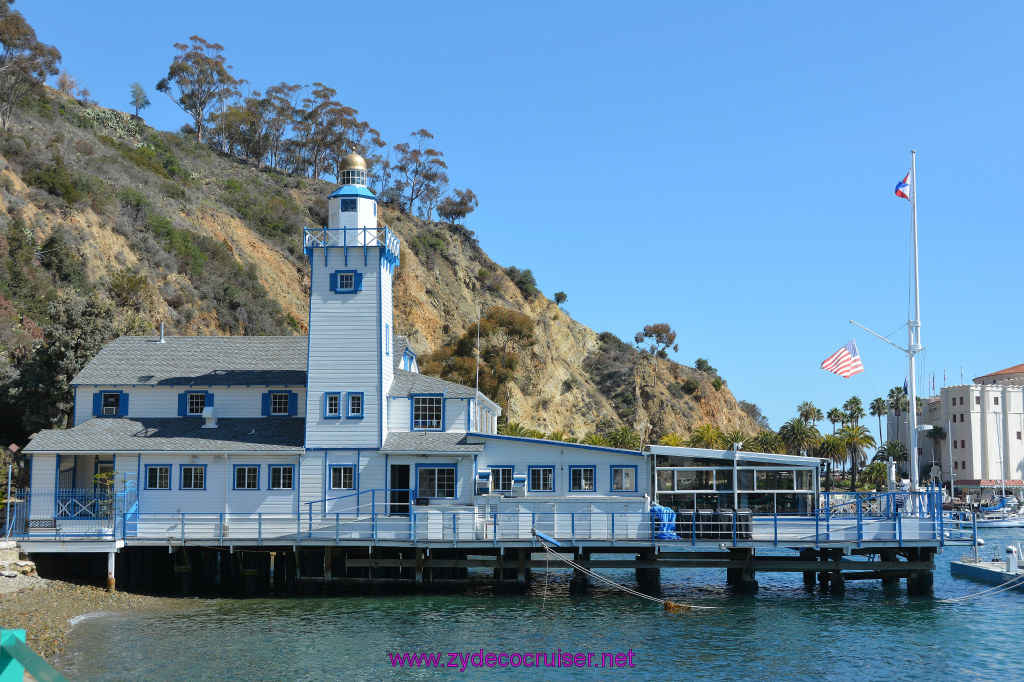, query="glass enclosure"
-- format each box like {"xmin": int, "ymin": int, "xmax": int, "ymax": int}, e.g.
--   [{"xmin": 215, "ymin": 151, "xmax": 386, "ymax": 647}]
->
[{"xmin": 655, "ymin": 454, "xmax": 818, "ymax": 514}]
